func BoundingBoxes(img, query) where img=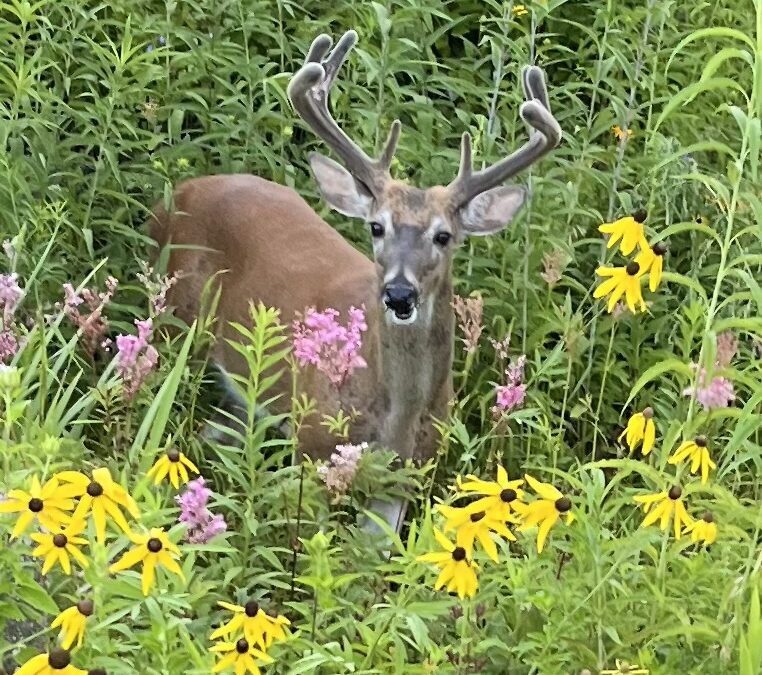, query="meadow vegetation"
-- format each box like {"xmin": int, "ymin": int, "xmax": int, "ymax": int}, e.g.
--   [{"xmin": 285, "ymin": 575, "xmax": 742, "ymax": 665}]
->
[{"xmin": 2, "ymin": 1, "xmax": 762, "ymax": 673}]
